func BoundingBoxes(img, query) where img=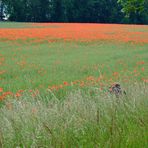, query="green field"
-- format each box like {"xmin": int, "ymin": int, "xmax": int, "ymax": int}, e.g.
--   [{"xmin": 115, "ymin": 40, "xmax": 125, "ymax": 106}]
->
[
  {"xmin": 0, "ymin": 23, "xmax": 148, "ymax": 147},
  {"xmin": 1, "ymin": 40, "xmax": 147, "ymax": 93}
]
